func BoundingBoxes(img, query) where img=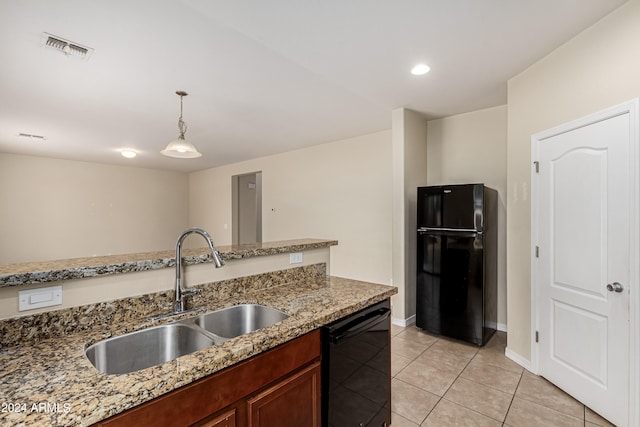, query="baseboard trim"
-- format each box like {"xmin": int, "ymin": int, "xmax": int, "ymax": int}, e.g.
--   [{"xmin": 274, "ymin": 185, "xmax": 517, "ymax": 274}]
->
[
  {"xmin": 391, "ymin": 315, "xmax": 416, "ymax": 327},
  {"xmin": 392, "ymin": 318, "xmax": 507, "ymax": 332},
  {"xmin": 486, "ymin": 322, "xmax": 508, "ymax": 332},
  {"xmin": 505, "ymin": 347, "xmax": 532, "ymax": 372}
]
